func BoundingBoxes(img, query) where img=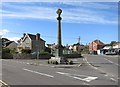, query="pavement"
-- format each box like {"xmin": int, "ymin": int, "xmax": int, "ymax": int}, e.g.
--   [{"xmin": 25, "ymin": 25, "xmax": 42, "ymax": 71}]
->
[{"xmin": 1, "ymin": 55, "xmax": 119, "ymax": 86}]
